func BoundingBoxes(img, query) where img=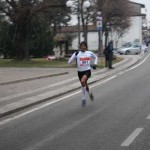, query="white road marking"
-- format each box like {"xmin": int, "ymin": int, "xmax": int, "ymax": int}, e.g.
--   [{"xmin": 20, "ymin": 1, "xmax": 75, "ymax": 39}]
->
[
  {"xmin": 0, "ymin": 54, "xmax": 149, "ymax": 125},
  {"xmin": 117, "ymin": 53, "xmax": 150, "ymax": 76},
  {"xmin": 121, "ymin": 128, "xmax": 143, "ymax": 147},
  {"xmin": 118, "ymin": 72, "xmax": 124, "ymax": 75},
  {"xmin": 146, "ymin": 115, "xmax": 150, "ymax": 119},
  {"xmin": 126, "ymin": 54, "xmax": 150, "ymax": 71},
  {"xmin": 0, "ymin": 75, "xmax": 117, "ymax": 126}
]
